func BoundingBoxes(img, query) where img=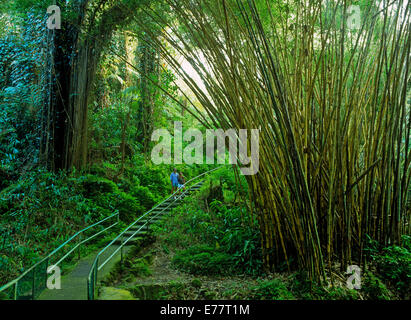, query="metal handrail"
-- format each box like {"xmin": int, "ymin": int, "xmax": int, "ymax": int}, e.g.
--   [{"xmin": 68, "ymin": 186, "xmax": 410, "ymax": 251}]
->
[
  {"xmin": 87, "ymin": 166, "xmax": 223, "ymax": 300},
  {"xmin": 0, "ymin": 211, "xmax": 120, "ymax": 300}
]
